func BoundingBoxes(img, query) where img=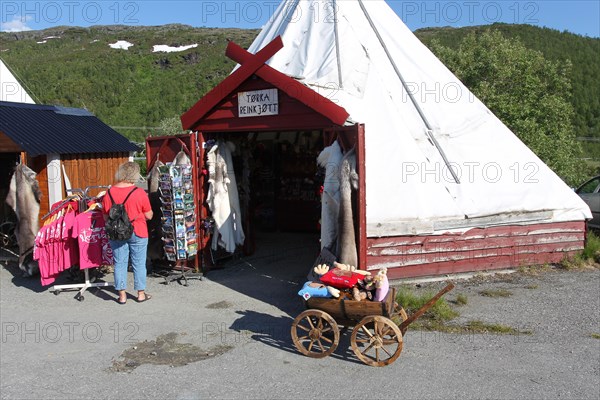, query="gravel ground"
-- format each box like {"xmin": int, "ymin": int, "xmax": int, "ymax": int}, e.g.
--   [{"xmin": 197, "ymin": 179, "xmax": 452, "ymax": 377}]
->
[{"xmin": 0, "ymin": 243, "xmax": 599, "ymax": 399}]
